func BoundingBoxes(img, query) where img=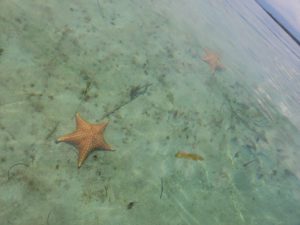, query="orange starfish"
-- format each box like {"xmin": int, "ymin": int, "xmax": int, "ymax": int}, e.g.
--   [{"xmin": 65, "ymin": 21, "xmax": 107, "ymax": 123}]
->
[
  {"xmin": 57, "ymin": 113, "xmax": 112, "ymax": 168},
  {"xmin": 201, "ymin": 48, "xmax": 224, "ymax": 75}
]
